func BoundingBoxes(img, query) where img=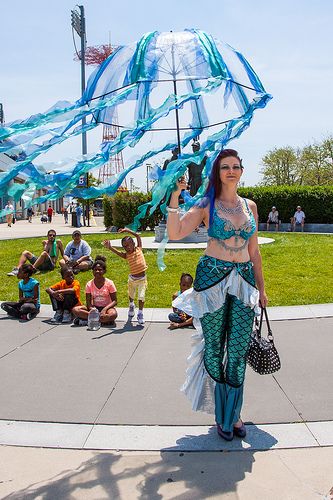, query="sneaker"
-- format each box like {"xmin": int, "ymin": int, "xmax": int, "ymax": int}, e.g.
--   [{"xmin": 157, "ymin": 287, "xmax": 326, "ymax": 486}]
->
[
  {"xmin": 62, "ymin": 310, "xmax": 72, "ymax": 323},
  {"xmin": 73, "ymin": 317, "xmax": 88, "ymax": 327},
  {"xmin": 50, "ymin": 311, "xmax": 63, "ymax": 323},
  {"xmin": 128, "ymin": 302, "xmax": 135, "ymax": 318},
  {"xmin": 137, "ymin": 311, "xmax": 145, "ymax": 325},
  {"xmin": 7, "ymin": 267, "xmax": 19, "ymax": 276}
]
